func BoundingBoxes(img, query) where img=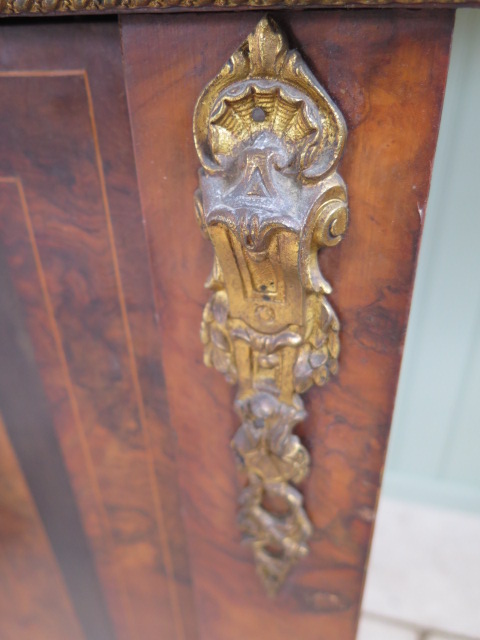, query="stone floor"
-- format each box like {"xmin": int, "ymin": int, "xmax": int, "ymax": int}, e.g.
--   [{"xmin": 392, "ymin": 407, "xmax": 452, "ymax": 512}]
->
[{"xmin": 359, "ymin": 497, "xmax": 480, "ymax": 640}]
